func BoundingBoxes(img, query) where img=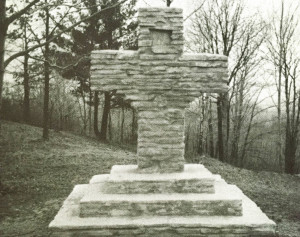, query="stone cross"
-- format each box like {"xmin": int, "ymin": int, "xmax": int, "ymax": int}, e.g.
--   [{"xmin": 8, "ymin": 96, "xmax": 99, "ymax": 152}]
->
[{"xmin": 90, "ymin": 8, "xmax": 228, "ymax": 173}]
